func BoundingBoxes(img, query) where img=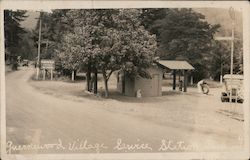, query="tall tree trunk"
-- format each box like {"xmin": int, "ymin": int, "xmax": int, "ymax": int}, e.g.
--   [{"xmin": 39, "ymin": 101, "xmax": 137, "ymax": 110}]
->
[
  {"xmin": 86, "ymin": 64, "xmax": 91, "ymax": 91},
  {"xmin": 94, "ymin": 68, "xmax": 98, "ymax": 94},
  {"xmin": 74, "ymin": 70, "xmax": 77, "ymax": 79},
  {"xmin": 45, "ymin": 39, "xmax": 49, "ymax": 57},
  {"xmin": 102, "ymin": 70, "xmax": 109, "ymax": 98},
  {"xmin": 104, "ymin": 78, "xmax": 109, "ymax": 98},
  {"xmin": 86, "ymin": 71, "xmax": 91, "ymax": 91}
]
